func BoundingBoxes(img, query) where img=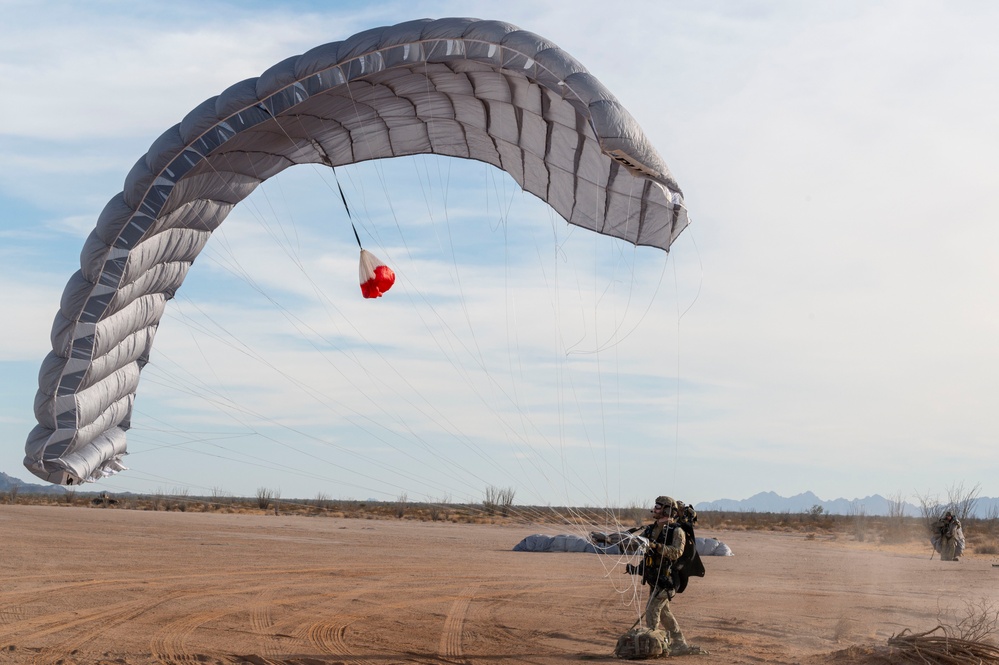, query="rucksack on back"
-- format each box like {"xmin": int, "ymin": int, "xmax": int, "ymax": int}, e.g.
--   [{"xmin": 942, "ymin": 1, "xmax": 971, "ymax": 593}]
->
[
  {"xmin": 670, "ymin": 521, "xmax": 706, "ymax": 593},
  {"xmin": 613, "ymin": 628, "xmax": 668, "ymax": 659}
]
